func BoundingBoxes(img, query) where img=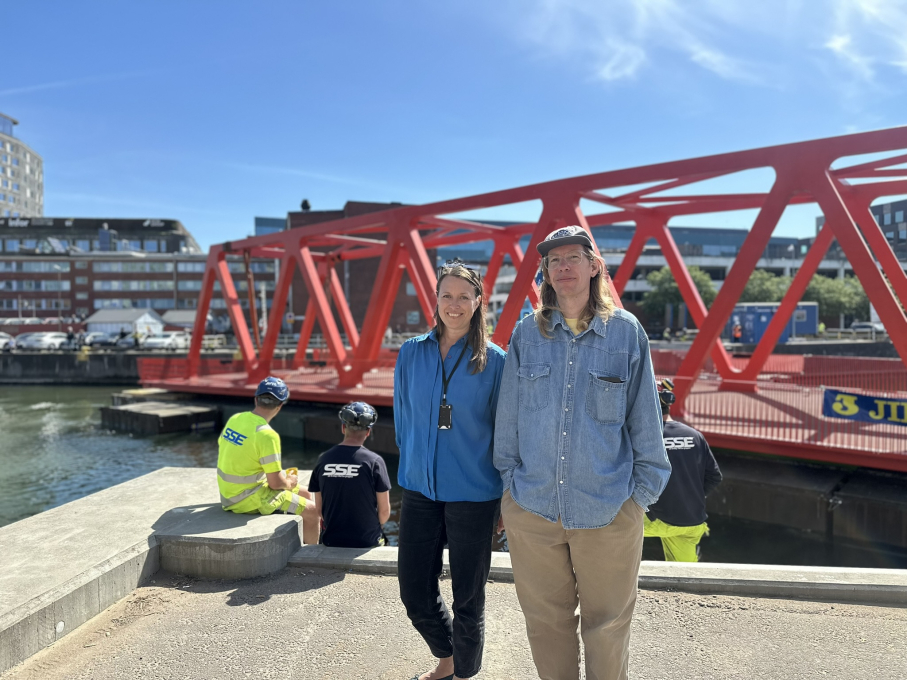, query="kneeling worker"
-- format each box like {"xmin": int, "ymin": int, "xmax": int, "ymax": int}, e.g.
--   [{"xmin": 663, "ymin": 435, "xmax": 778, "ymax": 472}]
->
[
  {"xmin": 308, "ymin": 402, "xmax": 391, "ymax": 548},
  {"xmin": 217, "ymin": 376, "xmax": 319, "ymax": 544},
  {"xmin": 644, "ymin": 379, "xmax": 723, "ymax": 562}
]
